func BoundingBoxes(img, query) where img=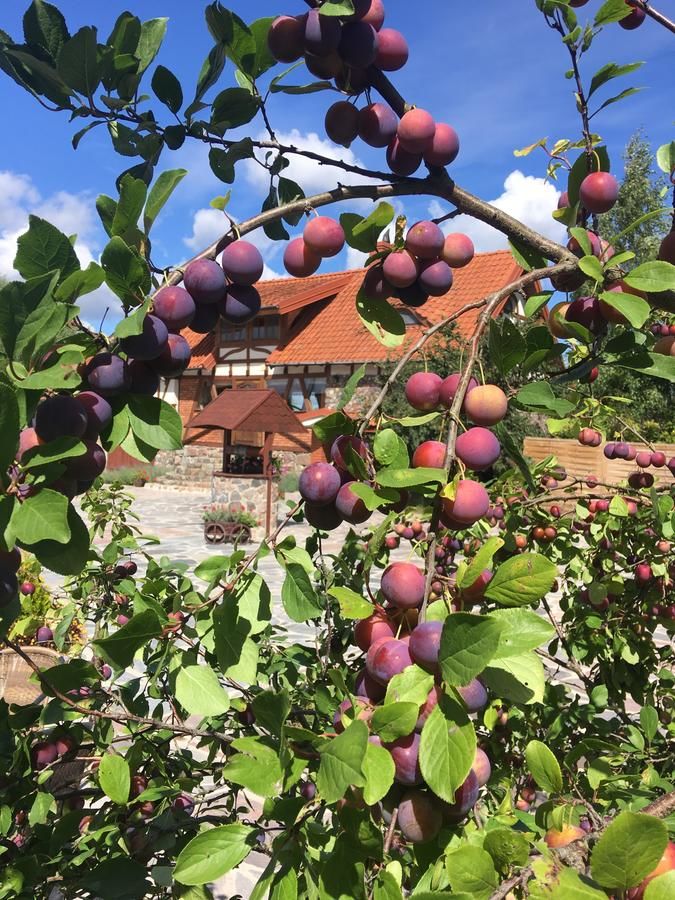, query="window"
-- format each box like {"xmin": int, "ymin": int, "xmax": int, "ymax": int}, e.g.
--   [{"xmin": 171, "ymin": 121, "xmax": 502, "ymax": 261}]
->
[
  {"xmin": 305, "ymin": 376, "xmax": 326, "ymax": 410},
  {"xmin": 251, "ymin": 315, "xmax": 280, "ymax": 340},
  {"xmin": 221, "ymin": 321, "xmax": 247, "ymax": 342},
  {"xmin": 400, "ymin": 309, "xmax": 420, "ymax": 326}
]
